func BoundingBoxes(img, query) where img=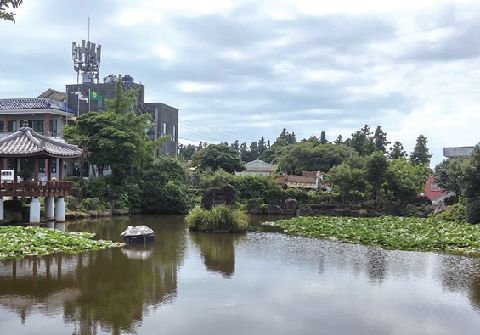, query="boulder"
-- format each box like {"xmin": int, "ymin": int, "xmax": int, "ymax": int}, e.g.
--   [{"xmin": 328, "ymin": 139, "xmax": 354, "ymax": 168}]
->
[
  {"xmin": 268, "ymin": 205, "xmax": 281, "ymax": 215},
  {"xmin": 281, "ymin": 209, "xmax": 296, "ymax": 216},
  {"xmin": 325, "ymin": 209, "xmax": 345, "ymax": 217},
  {"xmin": 113, "ymin": 209, "xmax": 129, "ymax": 215},
  {"xmin": 297, "ymin": 208, "xmax": 314, "ymax": 217},
  {"xmin": 310, "ymin": 204, "xmax": 335, "ymax": 210},
  {"xmin": 383, "ymin": 204, "xmax": 405, "ymax": 216},
  {"xmin": 201, "ymin": 184, "xmax": 236, "ymax": 210},
  {"xmin": 67, "ymin": 203, "xmax": 81, "ymax": 211},
  {"xmin": 88, "ymin": 210, "xmax": 99, "ymax": 217},
  {"xmin": 284, "ymin": 198, "xmax": 297, "ymax": 210},
  {"xmin": 367, "ymin": 209, "xmax": 381, "ymax": 217}
]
